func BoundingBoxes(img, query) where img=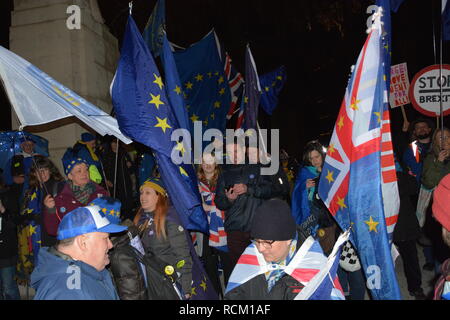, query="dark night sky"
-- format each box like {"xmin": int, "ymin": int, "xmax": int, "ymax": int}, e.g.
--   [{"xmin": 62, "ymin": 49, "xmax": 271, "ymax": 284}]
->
[{"xmin": 1, "ymin": 0, "xmax": 449, "ymax": 161}]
